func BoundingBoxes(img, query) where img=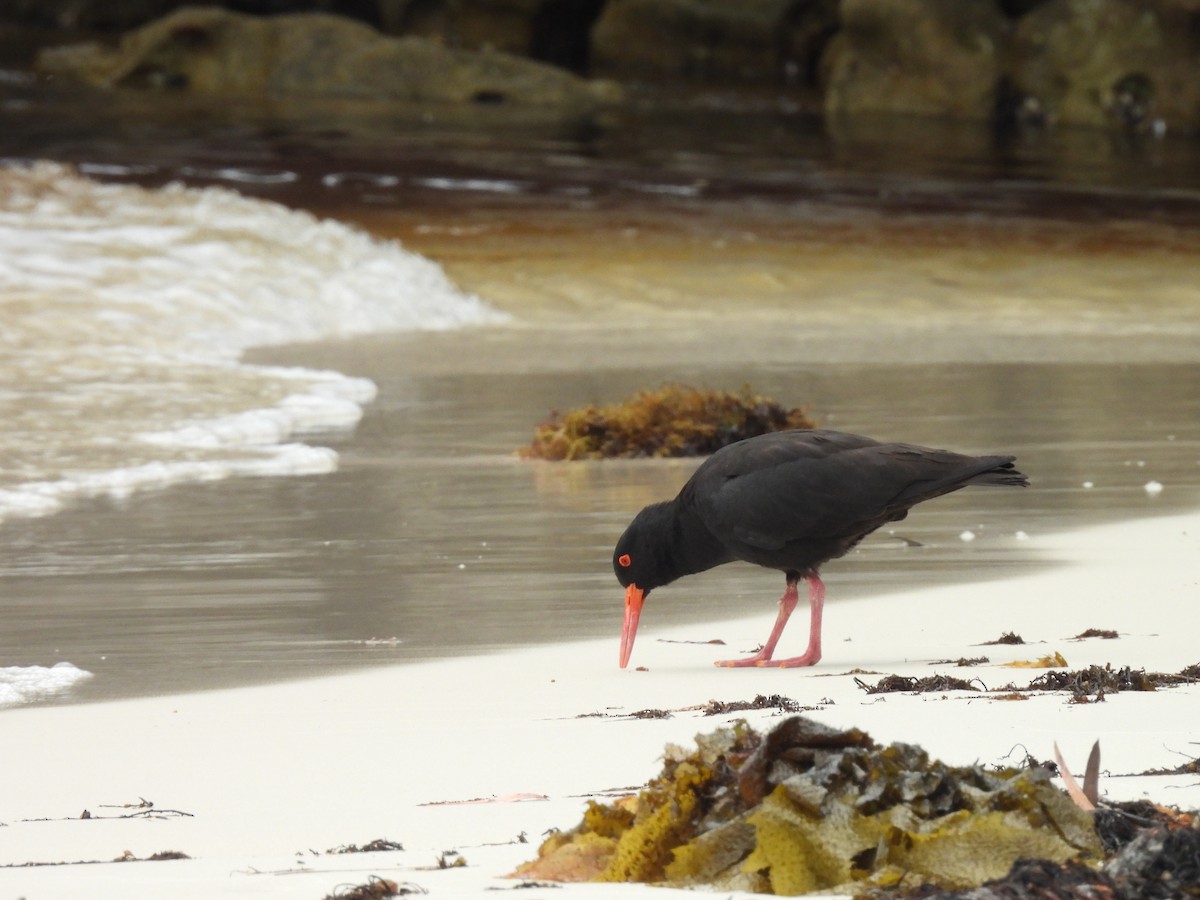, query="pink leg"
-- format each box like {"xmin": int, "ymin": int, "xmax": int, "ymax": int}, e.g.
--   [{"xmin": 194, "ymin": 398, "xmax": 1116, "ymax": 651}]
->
[{"xmin": 714, "ymin": 573, "xmax": 824, "ymax": 668}]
